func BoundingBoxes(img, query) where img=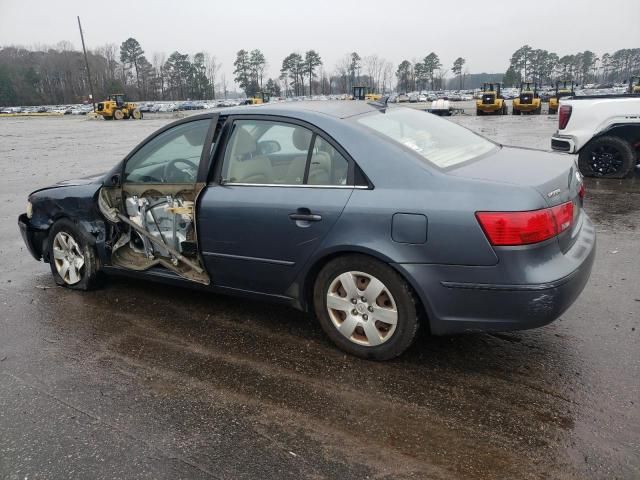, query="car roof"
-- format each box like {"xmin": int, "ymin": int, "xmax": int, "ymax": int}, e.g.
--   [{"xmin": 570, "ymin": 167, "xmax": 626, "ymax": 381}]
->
[{"xmin": 221, "ymin": 100, "xmax": 383, "ymax": 120}]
